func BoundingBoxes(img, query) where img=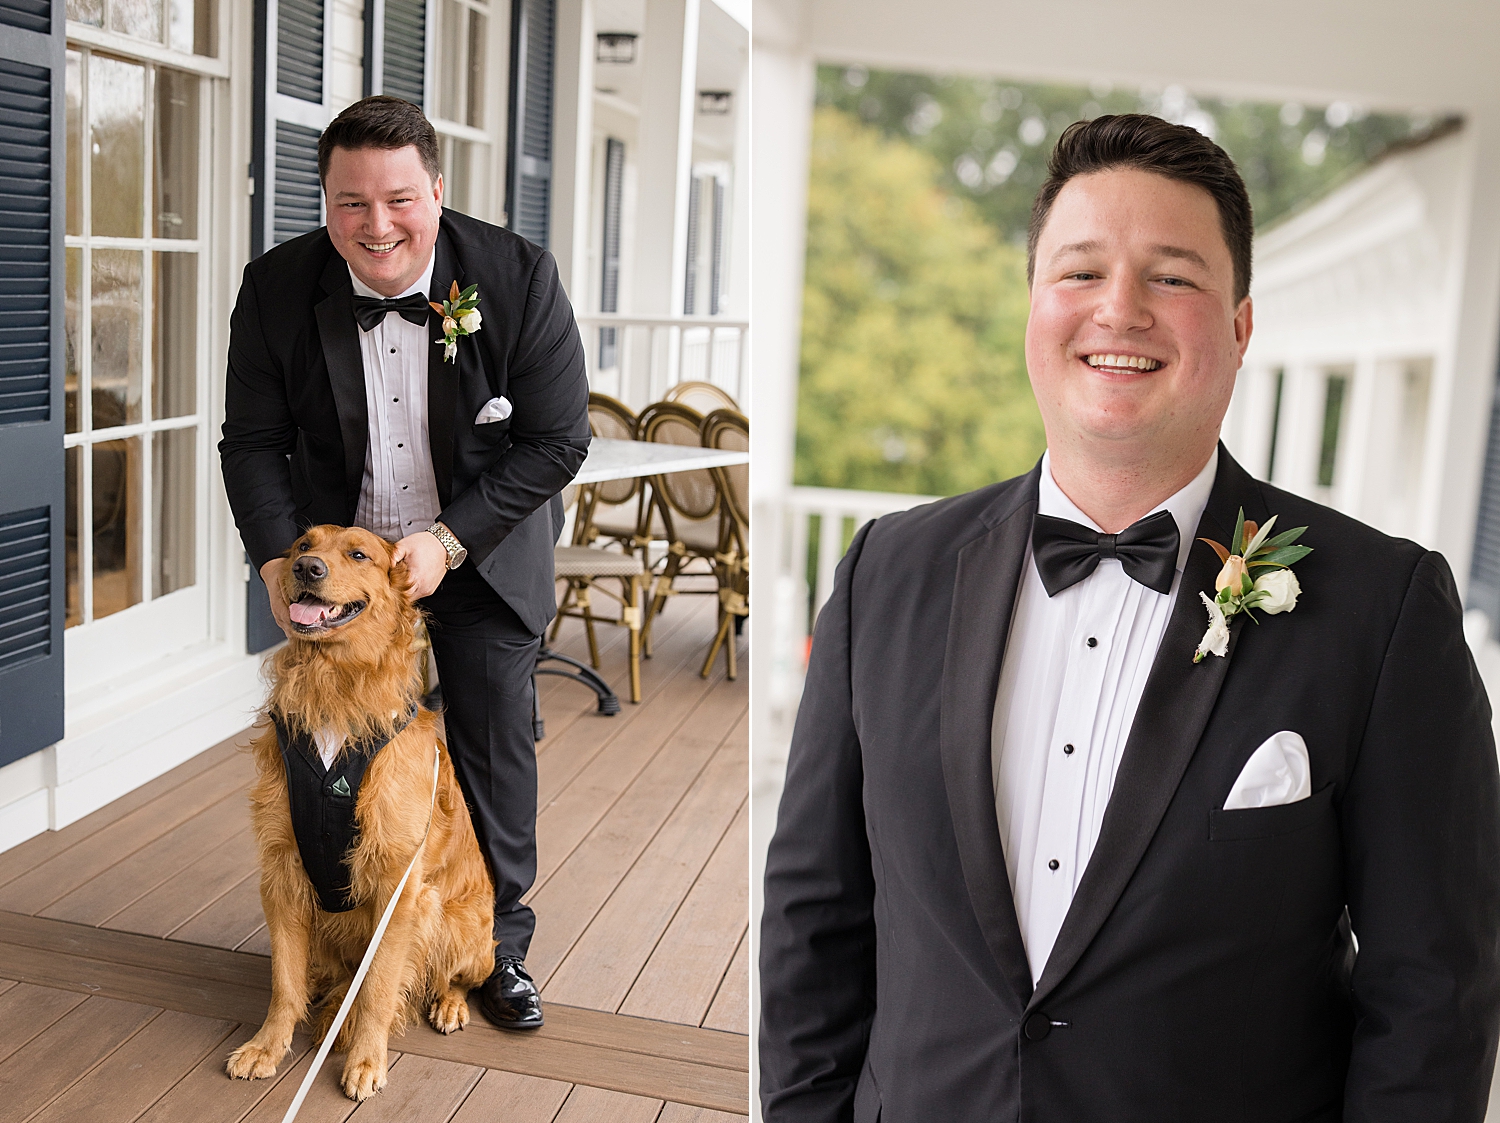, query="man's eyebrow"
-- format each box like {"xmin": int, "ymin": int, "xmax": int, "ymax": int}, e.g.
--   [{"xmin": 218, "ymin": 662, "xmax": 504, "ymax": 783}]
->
[
  {"xmin": 1150, "ymin": 244, "xmax": 1210, "ymax": 269},
  {"xmin": 1049, "ymin": 240, "xmax": 1102, "ymax": 262}
]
